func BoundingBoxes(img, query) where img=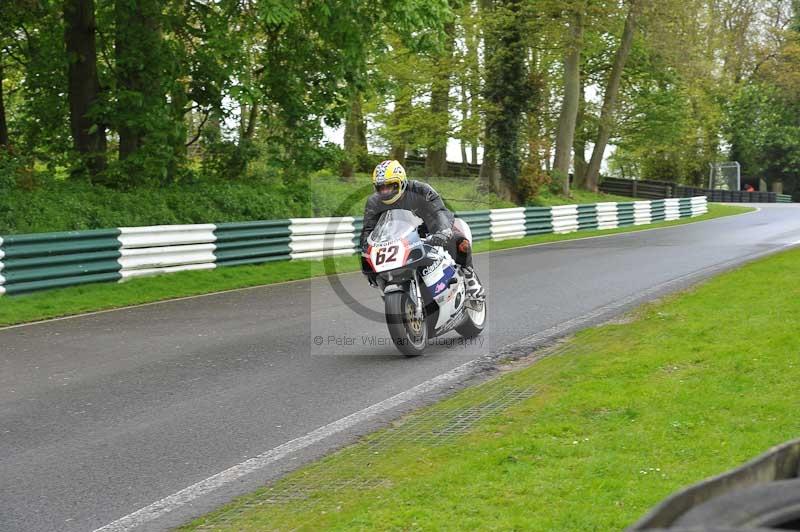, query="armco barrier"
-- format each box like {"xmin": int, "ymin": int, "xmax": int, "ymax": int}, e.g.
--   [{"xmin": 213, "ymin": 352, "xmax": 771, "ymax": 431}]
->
[
  {"xmin": 524, "ymin": 207, "xmax": 553, "ymax": 235},
  {"xmin": 457, "ymin": 210, "xmax": 492, "ymax": 241},
  {"xmin": 551, "ymin": 205, "xmax": 579, "ymax": 234},
  {"xmin": 213, "ymin": 220, "xmax": 292, "ymax": 267},
  {"xmin": 489, "ymin": 207, "xmax": 526, "ymax": 240},
  {"xmin": 117, "ymin": 225, "xmax": 216, "ymax": 280},
  {"xmin": 0, "ymin": 229, "xmax": 122, "ymax": 295},
  {"xmin": 289, "ymin": 217, "xmax": 357, "ymax": 260},
  {"xmin": 0, "ymin": 196, "xmax": 707, "ymax": 296},
  {"xmin": 600, "ymin": 176, "xmax": 795, "ymax": 203}
]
